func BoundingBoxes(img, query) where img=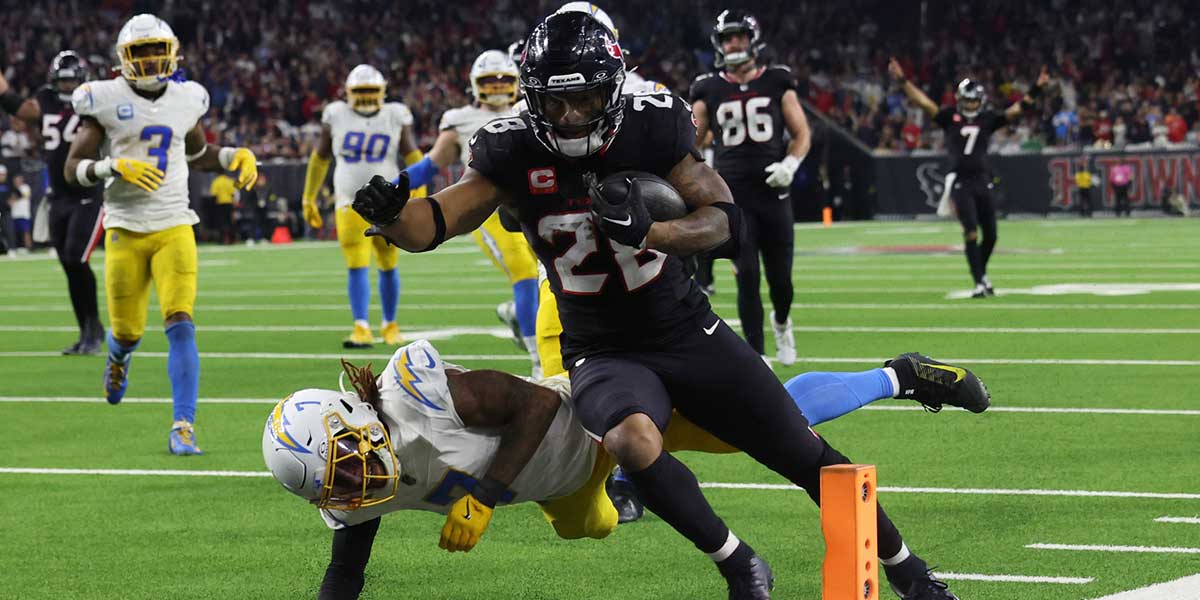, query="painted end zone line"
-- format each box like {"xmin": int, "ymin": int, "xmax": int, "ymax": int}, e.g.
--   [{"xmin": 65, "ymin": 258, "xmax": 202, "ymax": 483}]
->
[
  {"xmin": 1088, "ymin": 574, "xmax": 1200, "ymax": 600},
  {"xmin": 702, "ymin": 482, "xmax": 1200, "ymax": 500},
  {"xmin": 935, "ymin": 572, "xmax": 1092, "ymax": 585},
  {"xmin": 3, "ymin": 469, "xmax": 1198, "ymax": 501},
  {"xmin": 1028, "ymin": 543, "xmax": 1200, "ymax": 554}
]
